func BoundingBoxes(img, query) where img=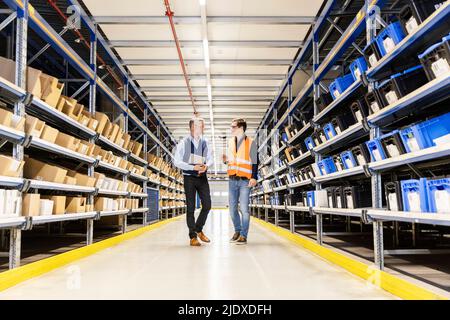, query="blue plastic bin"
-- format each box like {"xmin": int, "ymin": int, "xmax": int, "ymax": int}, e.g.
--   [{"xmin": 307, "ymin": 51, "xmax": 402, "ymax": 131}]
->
[
  {"xmin": 401, "ymin": 178, "xmax": 429, "ymax": 212},
  {"xmin": 340, "ymin": 150, "xmax": 358, "ymax": 169},
  {"xmin": 350, "ymin": 57, "xmax": 368, "ymax": 81},
  {"xmin": 304, "ymin": 136, "xmax": 316, "ymax": 150},
  {"xmin": 323, "ymin": 123, "xmax": 338, "ymax": 140},
  {"xmin": 329, "ymin": 73, "xmax": 355, "ymax": 100},
  {"xmin": 375, "ymin": 21, "xmax": 406, "ymax": 56},
  {"xmin": 366, "ymin": 138, "xmax": 387, "ymax": 162},
  {"xmin": 318, "ymin": 157, "xmax": 337, "ymax": 175},
  {"xmin": 400, "ymin": 112, "xmax": 450, "ymax": 152},
  {"xmin": 306, "ymin": 191, "xmax": 315, "ymax": 207},
  {"xmin": 427, "ymin": 178, "xmax": 450, "ymax": 213}
]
